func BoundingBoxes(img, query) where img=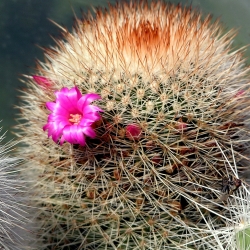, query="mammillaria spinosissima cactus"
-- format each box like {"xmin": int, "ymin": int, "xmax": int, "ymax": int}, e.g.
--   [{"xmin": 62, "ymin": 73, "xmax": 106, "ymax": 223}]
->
[
  {"xmin": 16, "ymin": 1, "xmax": 250, "ymax": 249},
  {"xmin": 205, "ymin": 143, "xmax": 250, "ymax": 250},
  {"xmin": 0, "ymin": 127, "xmax": 29, "ymax": 250}
]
